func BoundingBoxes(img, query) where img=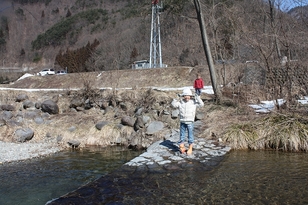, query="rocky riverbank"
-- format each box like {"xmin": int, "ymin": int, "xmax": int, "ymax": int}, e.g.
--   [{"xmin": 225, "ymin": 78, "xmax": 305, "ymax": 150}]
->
[
  {"xmin": 0, "ymin": 85, "xmax": 241, "ymax": 164},
  {"xmin": 0, "ymin": 141, "xmax": 61, "ymax": 164},
  {"xmin": 0, "ymin": 67, "xmax": 252, "ymax": 163}
]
